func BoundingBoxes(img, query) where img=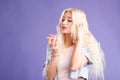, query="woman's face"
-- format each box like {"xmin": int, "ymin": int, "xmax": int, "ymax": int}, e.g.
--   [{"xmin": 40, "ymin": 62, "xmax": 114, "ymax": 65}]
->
[{"xmin": 61, "ymin": 11, "xmax": 73, "ymax": 33}]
